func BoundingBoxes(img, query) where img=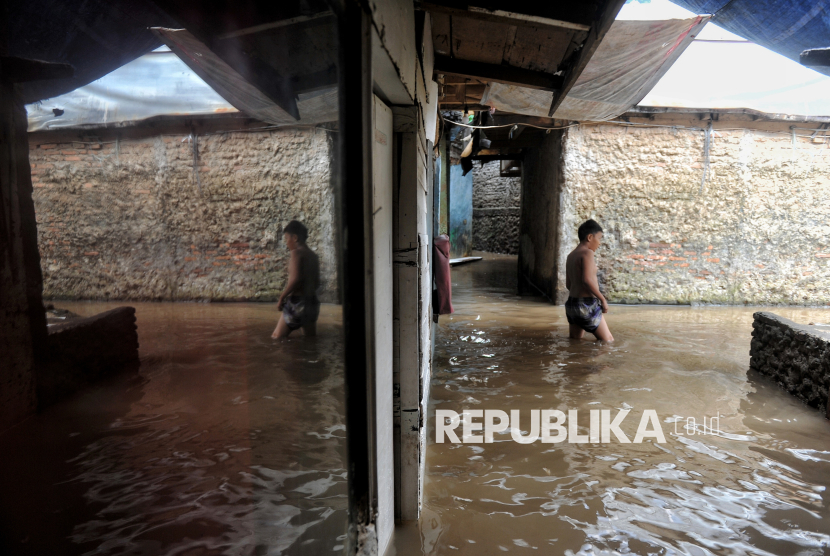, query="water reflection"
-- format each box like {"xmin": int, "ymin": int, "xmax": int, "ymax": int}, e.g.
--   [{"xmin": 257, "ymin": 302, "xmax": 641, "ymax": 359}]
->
[
  {"xmin": 0, "ymin": 302, "xmax": 347, "ymax": 555},
  {"xmin": 394, "ymin": 253, "xmax": 830, "ymax": 556}
]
